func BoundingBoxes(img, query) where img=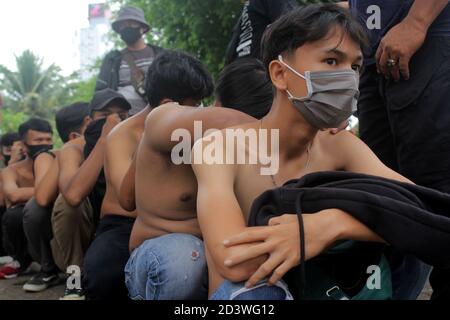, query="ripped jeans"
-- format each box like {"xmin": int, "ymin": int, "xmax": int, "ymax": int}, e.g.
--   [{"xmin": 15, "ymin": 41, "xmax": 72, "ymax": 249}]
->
[
  {"xmin": 210, "ymin": 280, "xmax": 294, "ymax": 300},
  {"xmin": 124, "ymin": 233, "xmax": 208, "ymax": 300}
]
